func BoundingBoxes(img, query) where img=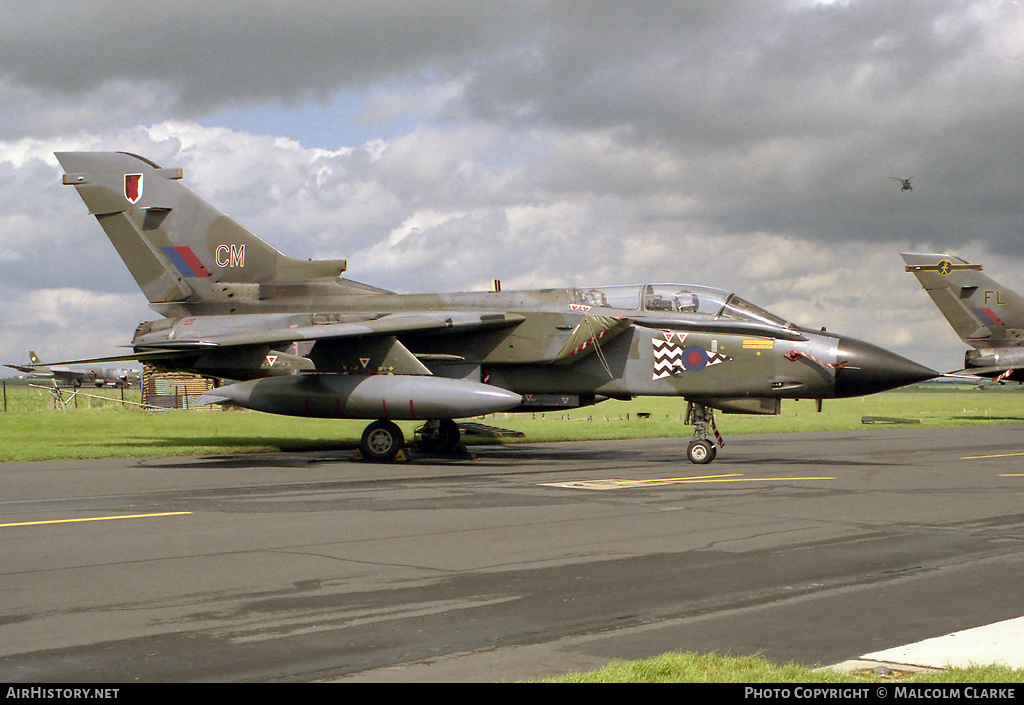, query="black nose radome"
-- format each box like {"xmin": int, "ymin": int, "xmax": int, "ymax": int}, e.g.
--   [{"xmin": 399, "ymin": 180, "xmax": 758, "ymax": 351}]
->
[{"xmin": 833, "ymin": 337, "xmax": 938, "ymax": 398}]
